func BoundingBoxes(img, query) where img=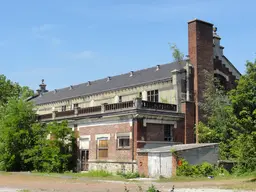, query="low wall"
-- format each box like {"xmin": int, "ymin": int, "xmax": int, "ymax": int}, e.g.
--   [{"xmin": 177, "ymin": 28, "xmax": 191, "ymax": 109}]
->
[{"xmin": 88, "ymin": 161, "xmax": 138, "ymax": 173}]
